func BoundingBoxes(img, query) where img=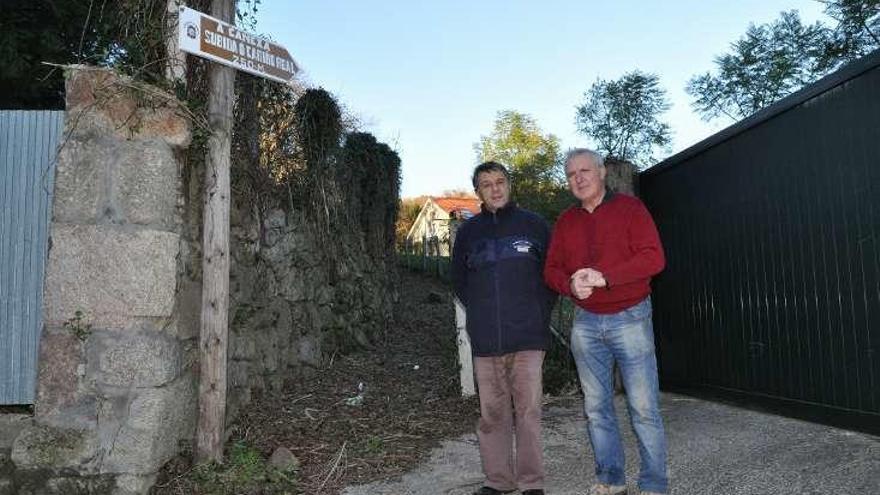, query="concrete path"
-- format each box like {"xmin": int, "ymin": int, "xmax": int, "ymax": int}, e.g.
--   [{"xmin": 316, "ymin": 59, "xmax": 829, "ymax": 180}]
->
[{"xmin": 342, "ymin": 393, "xmax": 880, "ymax": 495}]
